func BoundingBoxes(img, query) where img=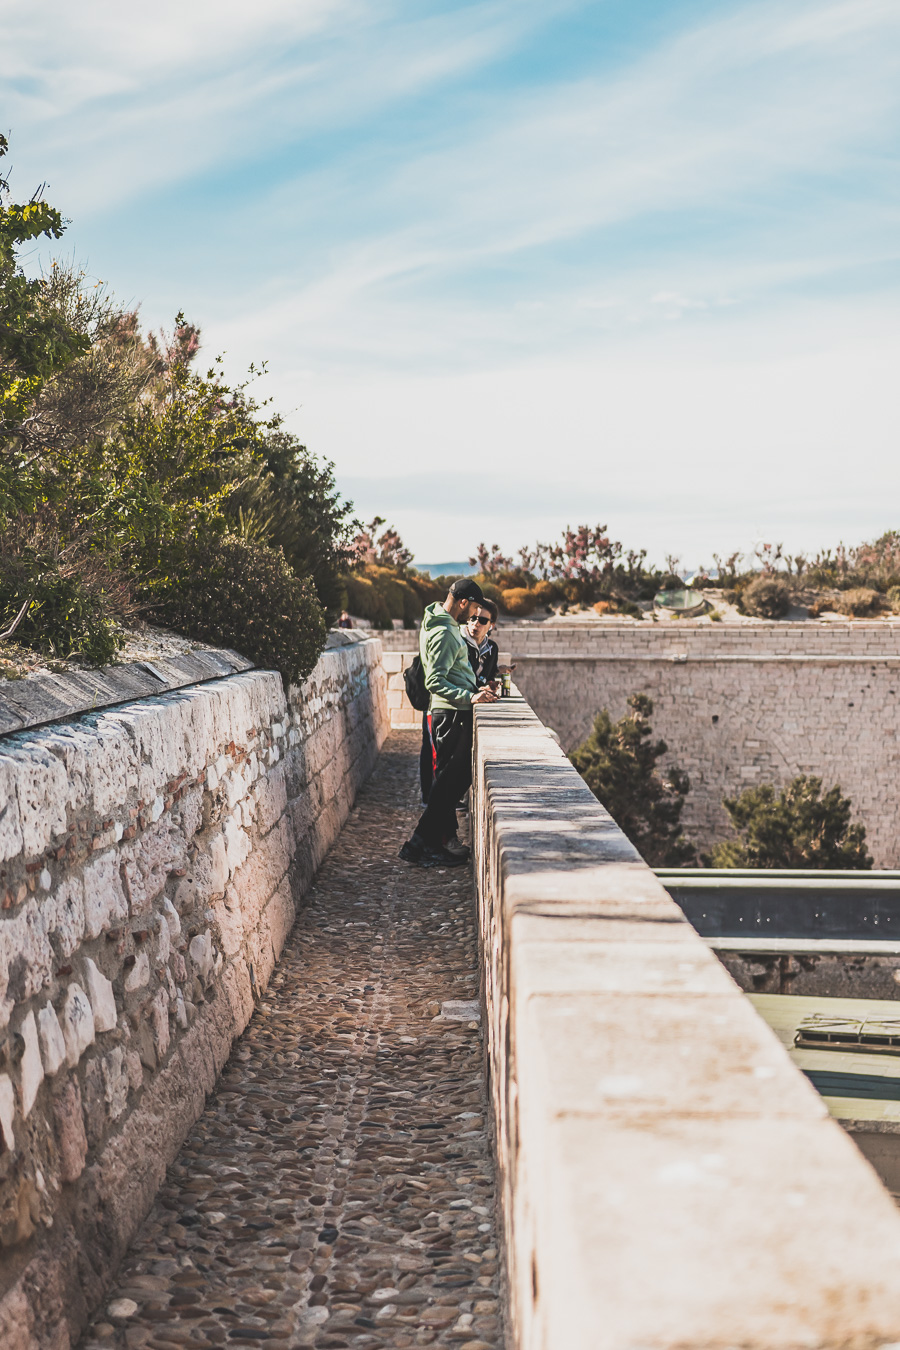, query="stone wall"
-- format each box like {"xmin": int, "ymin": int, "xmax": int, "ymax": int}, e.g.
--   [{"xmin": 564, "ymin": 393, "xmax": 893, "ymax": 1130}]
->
[
  {"xmin": 0, "ymin": 634, "xmax": 388, "ymax": 1350},
  {"xmin": 502, "ymin": 623, "xmax": 900, "ymax": 865},
  {"xmin": 471, "ymin": 691, "xmax": 900, "ymax": 1350}
]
